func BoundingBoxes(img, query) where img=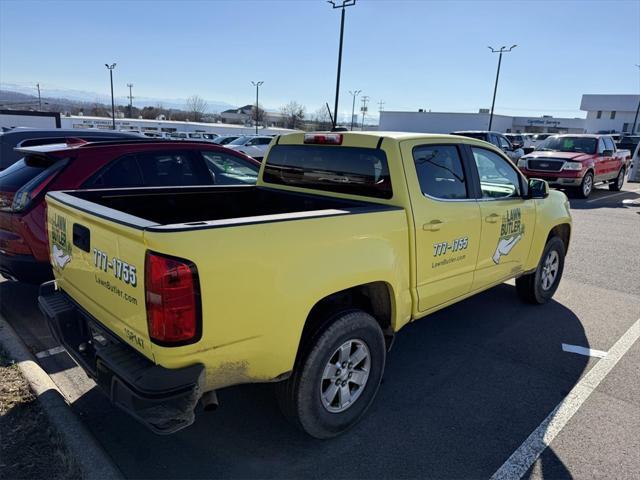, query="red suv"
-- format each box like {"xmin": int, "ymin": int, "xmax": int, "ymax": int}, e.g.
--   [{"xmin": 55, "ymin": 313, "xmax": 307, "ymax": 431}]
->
[{"xmin": 0, "ymin": 139, "xmax": 261, "ymax": 282}]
